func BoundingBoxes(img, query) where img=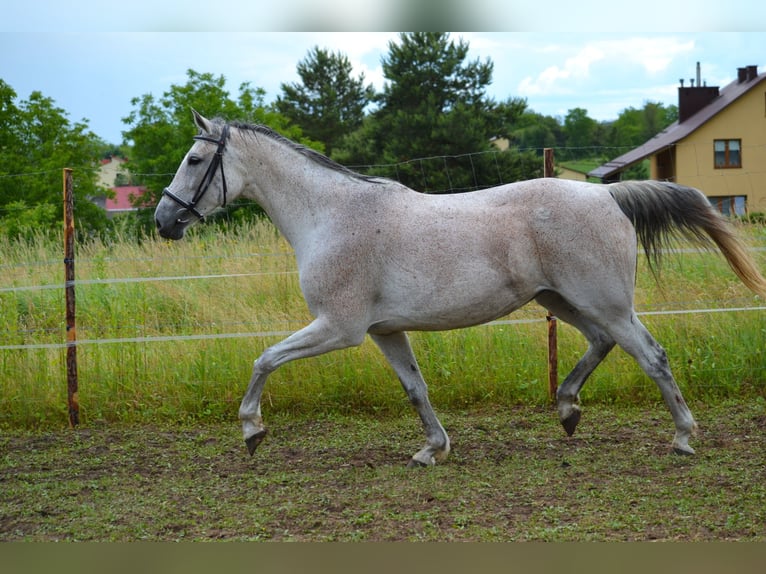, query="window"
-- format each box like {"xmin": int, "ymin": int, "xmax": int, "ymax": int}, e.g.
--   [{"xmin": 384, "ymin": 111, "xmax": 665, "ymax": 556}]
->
[
  {"xmin": 714, "ymin": 139, "xmax": 741, "ymax": 168},
  {"xmin": 709, "ymin": 196, "xmax": 747, "ymax": 217}
]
